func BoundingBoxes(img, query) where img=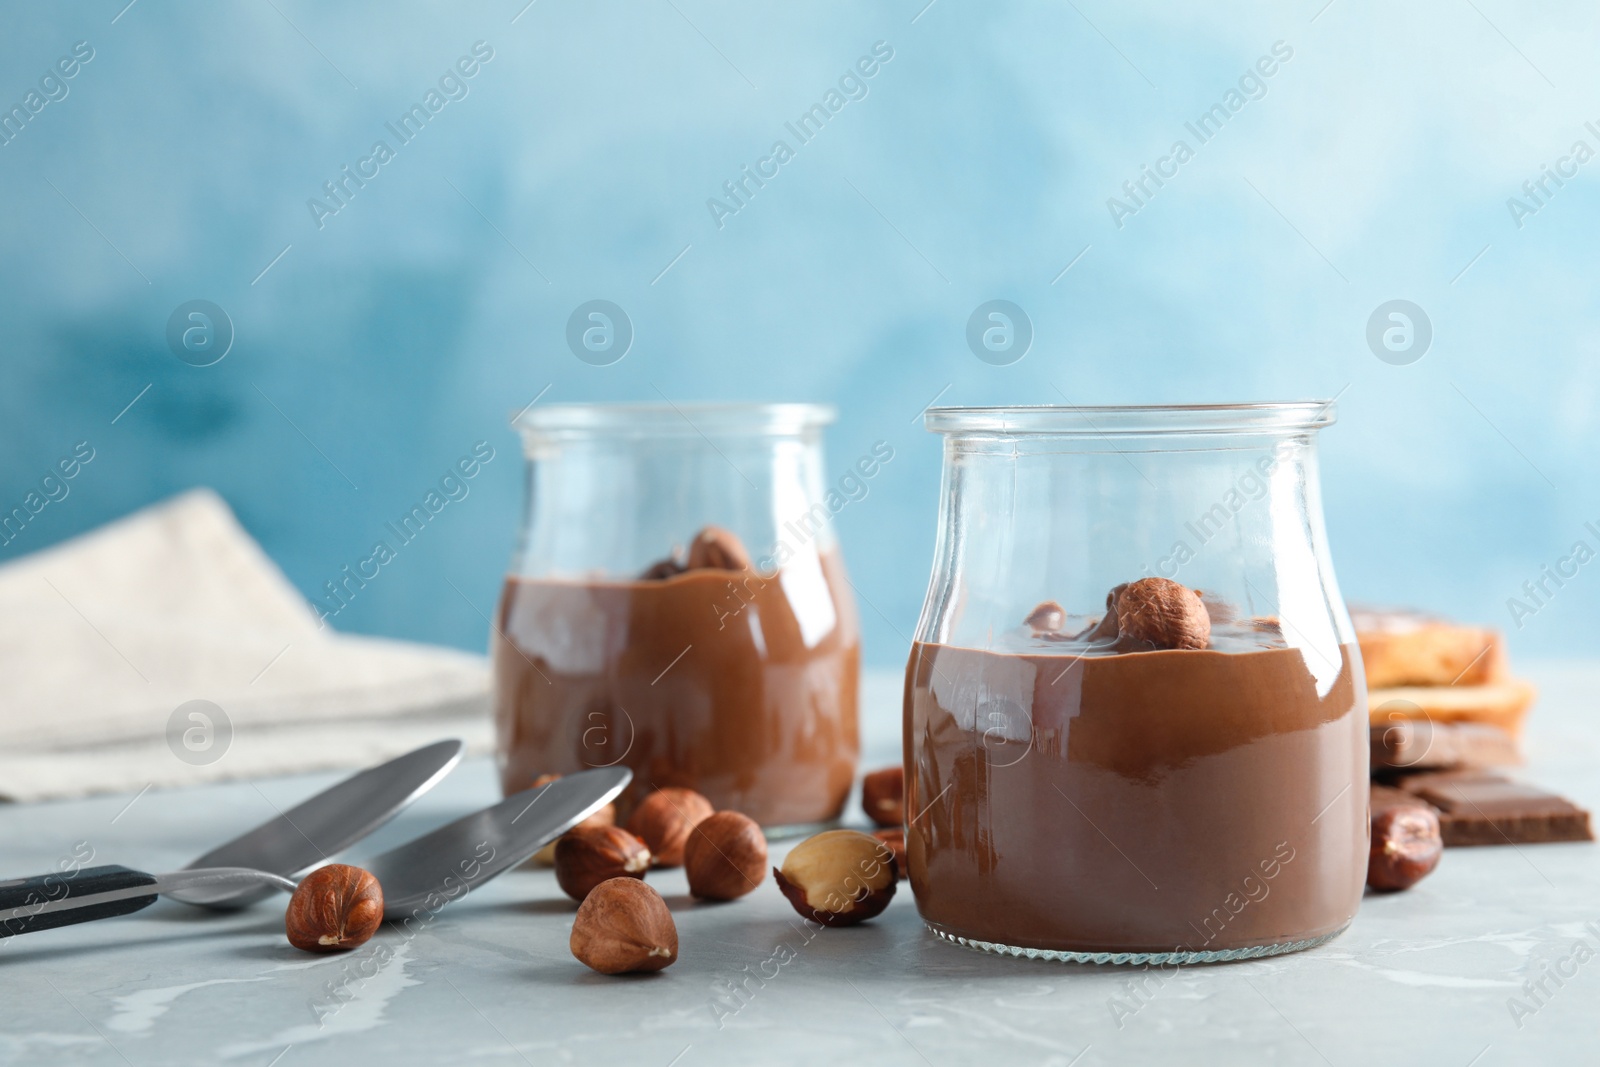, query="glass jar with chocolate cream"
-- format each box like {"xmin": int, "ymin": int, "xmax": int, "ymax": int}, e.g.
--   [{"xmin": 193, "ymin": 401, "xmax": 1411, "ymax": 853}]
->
[
  {"xmin": 905, "ymin": 403, "xmax": 1367, "ymax": 963},
  {"xmin": 493, "ymin": 403, "xmax": 861, "ymax": 833}
]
